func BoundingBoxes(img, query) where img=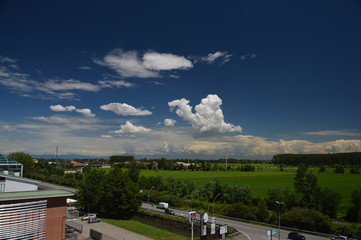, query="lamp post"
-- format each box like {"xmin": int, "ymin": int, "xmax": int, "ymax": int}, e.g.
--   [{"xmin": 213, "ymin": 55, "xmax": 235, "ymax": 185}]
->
[
  {"xmin": 148, "ymin": 186, "xmax": 154, "ymax": 205},
  {"xmin": 276, "ymin": 201, "xmax": 284, "ymax": 240},
  {"xmin": 212, "ymin": 193, "xmax": 220, "ymax": 216}
]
